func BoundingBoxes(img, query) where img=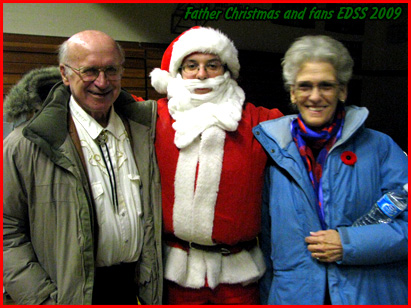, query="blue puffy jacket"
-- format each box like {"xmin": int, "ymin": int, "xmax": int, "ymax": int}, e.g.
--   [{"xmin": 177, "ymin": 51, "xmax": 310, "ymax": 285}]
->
[{"xmin": 253, "ymin": 106, "xmax": 408, "ymax": 305}]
